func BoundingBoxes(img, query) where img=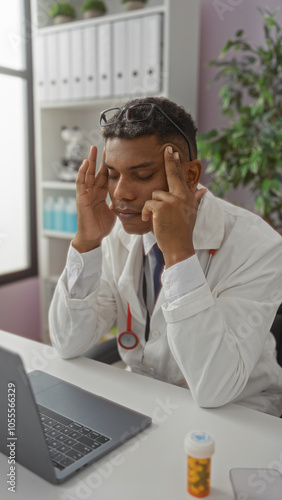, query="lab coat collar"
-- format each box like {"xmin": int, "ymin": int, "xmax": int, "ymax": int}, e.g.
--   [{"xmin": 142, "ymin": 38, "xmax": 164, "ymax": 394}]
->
[{"xmin": 193, "ymin": 187, "xmax": 225, "ymax": 251}]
